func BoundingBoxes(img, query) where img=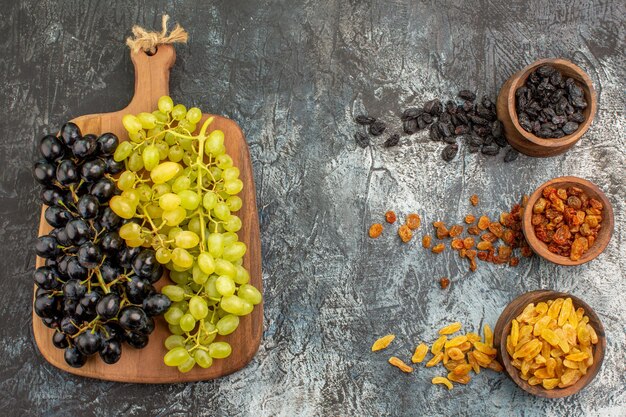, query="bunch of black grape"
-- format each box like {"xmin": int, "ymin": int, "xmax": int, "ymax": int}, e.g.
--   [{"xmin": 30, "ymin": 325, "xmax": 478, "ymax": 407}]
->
[{"xmin": 33, "ymin": 122, "xmax": 171, "ymax": 367}]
